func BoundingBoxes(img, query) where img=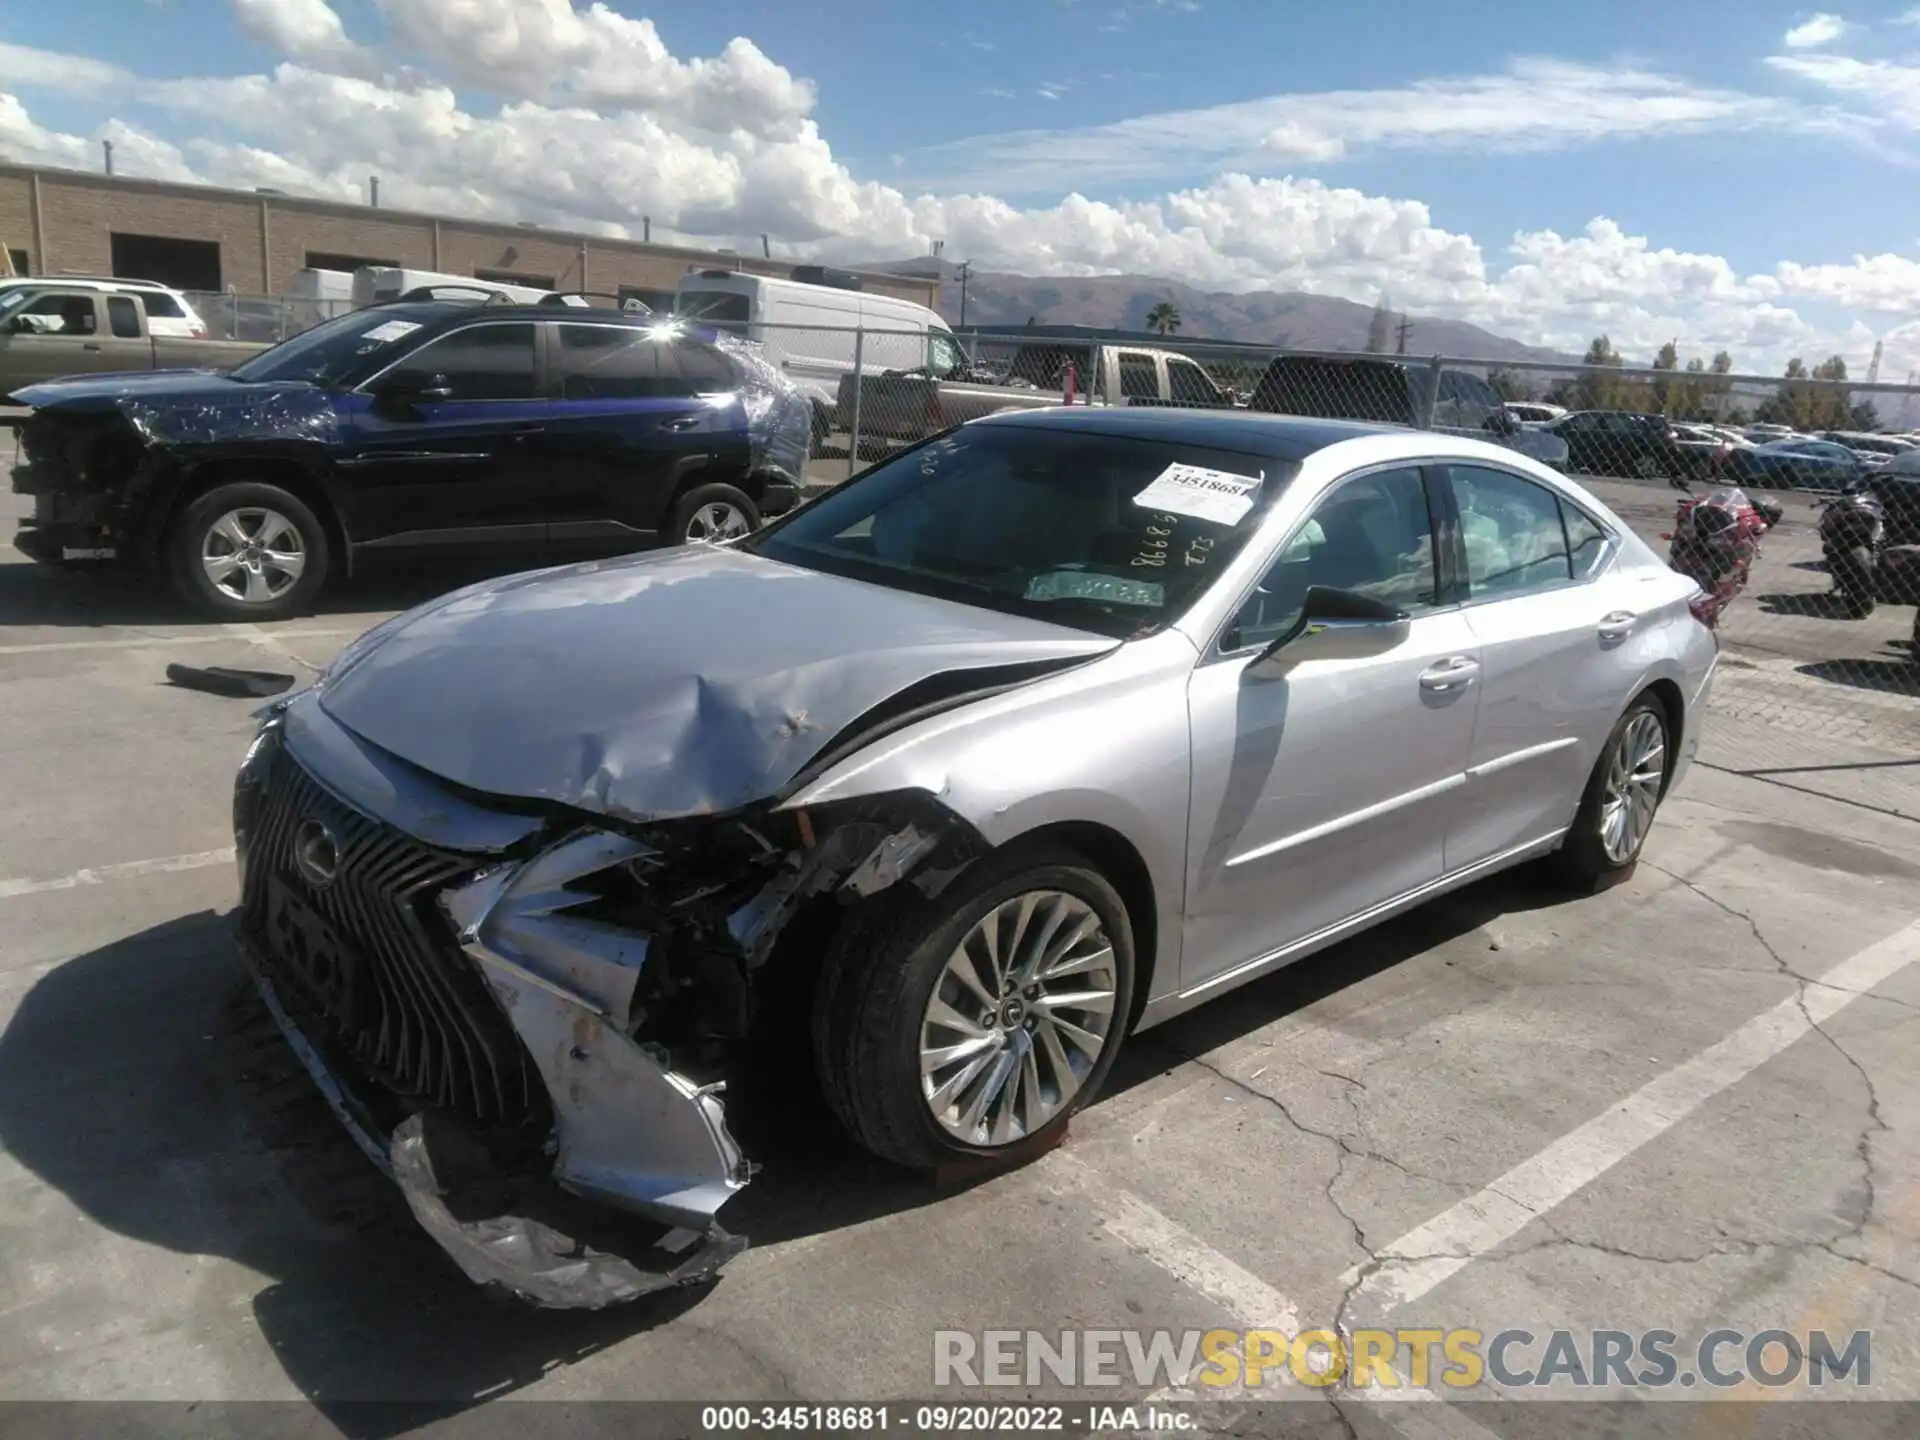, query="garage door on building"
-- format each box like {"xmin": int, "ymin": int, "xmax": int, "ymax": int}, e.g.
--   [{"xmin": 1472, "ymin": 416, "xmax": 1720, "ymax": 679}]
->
[{"xmin": 110, "ymin": 234, "xmax": 221, "ymax": 292}]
